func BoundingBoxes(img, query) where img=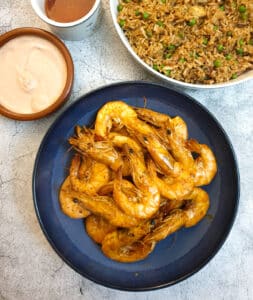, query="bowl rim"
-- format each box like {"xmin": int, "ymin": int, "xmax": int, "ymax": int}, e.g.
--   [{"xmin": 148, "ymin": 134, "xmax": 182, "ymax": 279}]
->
[
  {"xmin": 0, "ymin": 27, "xmax": 74, "ymax": 121},
  {"xmin": 31, "ymin": 0, "xmax": 101, "ymax": 28},
  {"xmin": 109, "ymin": 0, "xmax": 253, "ymax": 89}
]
